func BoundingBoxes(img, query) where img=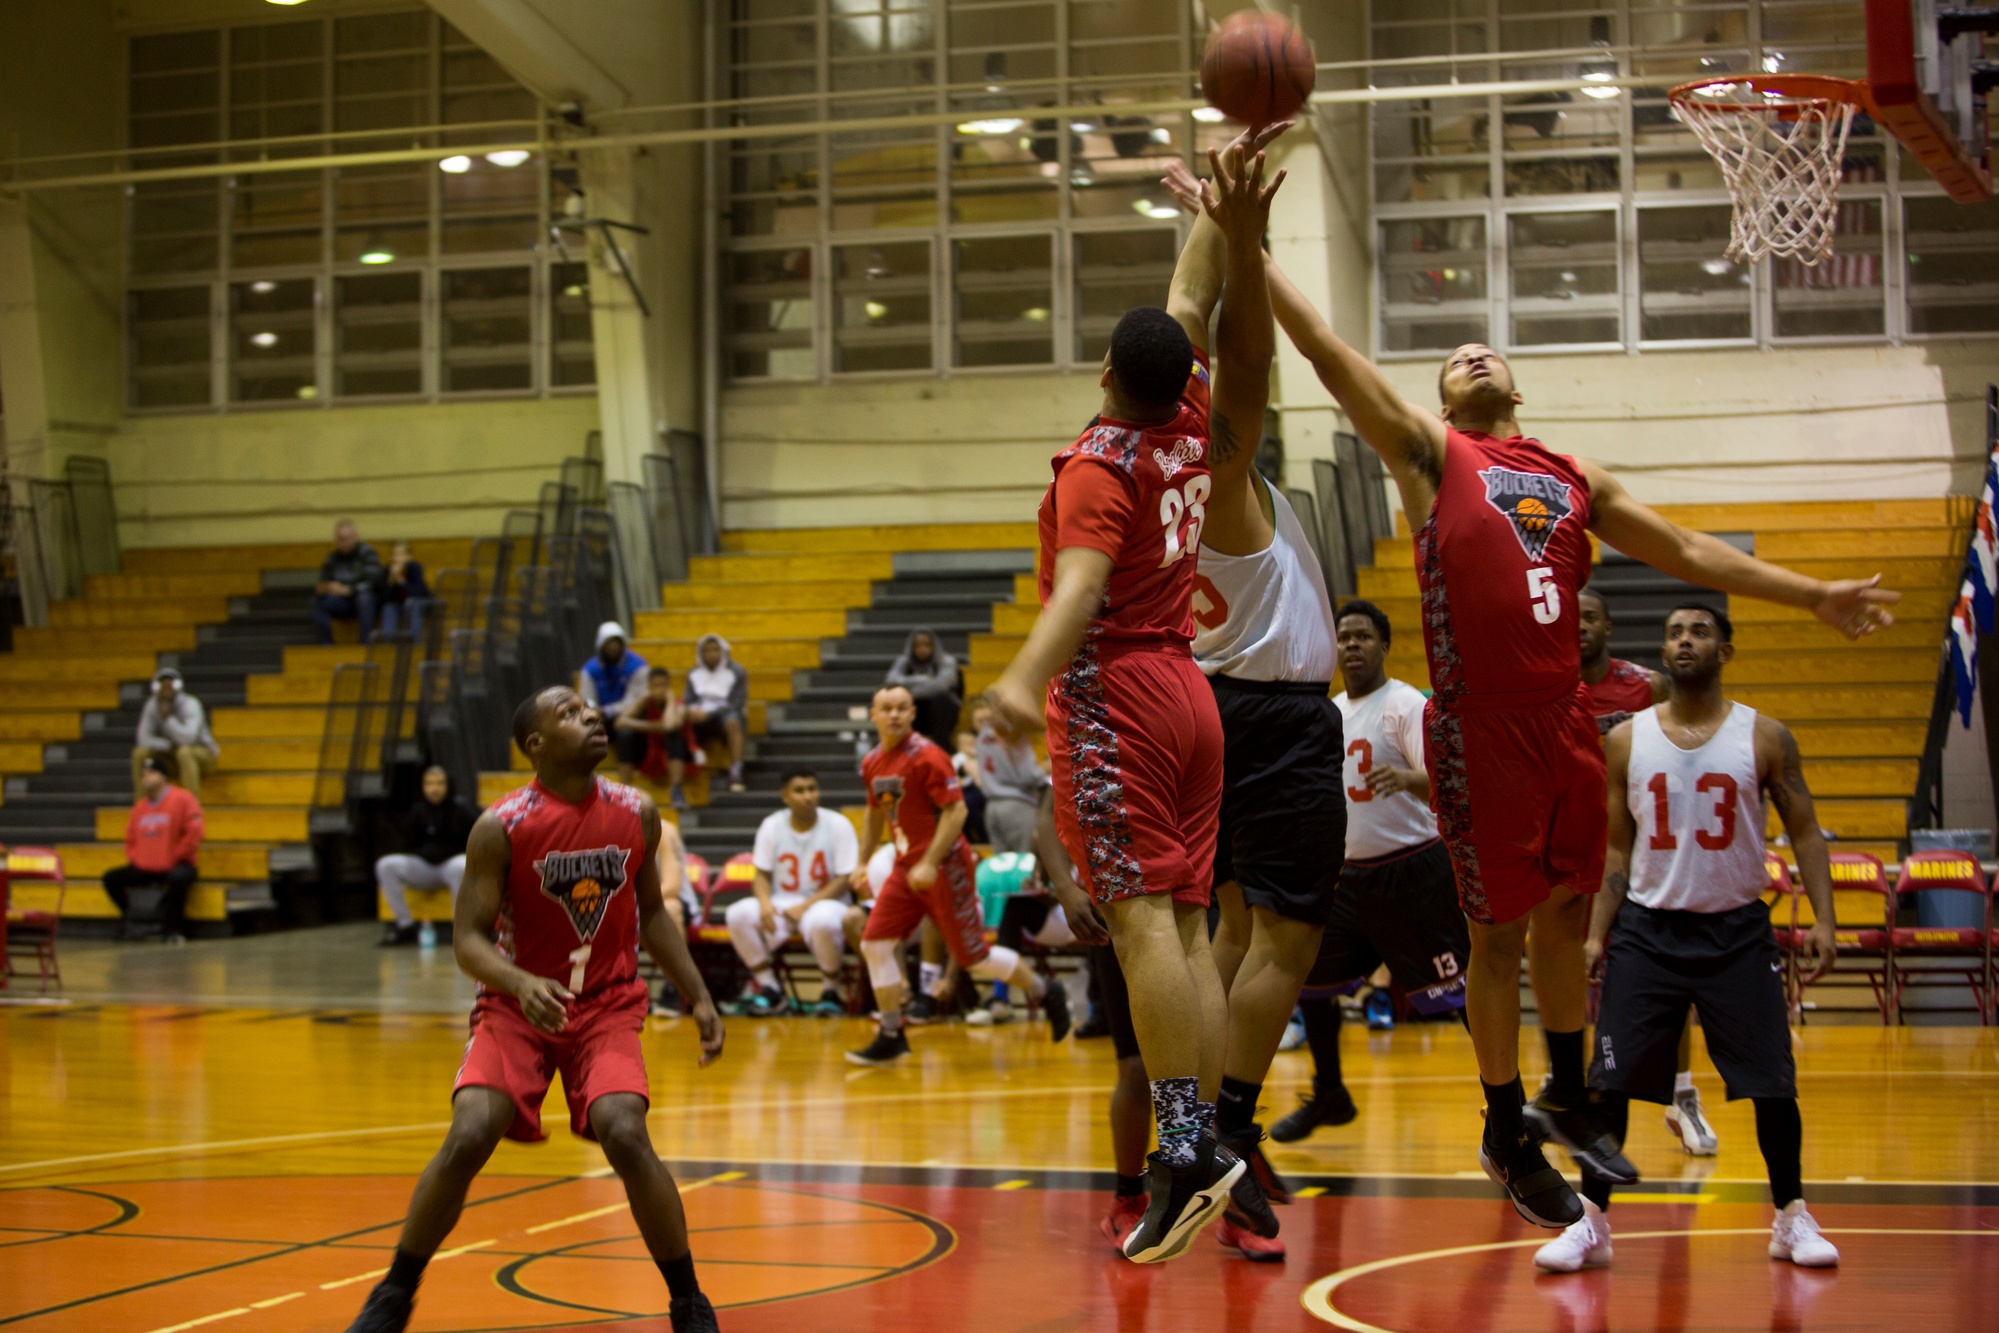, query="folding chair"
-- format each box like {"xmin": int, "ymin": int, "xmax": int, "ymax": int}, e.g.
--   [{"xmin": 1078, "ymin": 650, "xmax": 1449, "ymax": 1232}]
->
[
  {"xmin": 4, "ymin": 847, "xmax": 67, "ymax": 993},
  {"xmin": 1889, "ymin": 851, "xmax": 1993, "ymax": 1025},
  {"xmin": 698, "ymin": 853, "xmax": 758, "ymax": 940},
  {"xmin": 1809, "ymin": 852, "xmax": 1896, "ymax": 1023}
]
